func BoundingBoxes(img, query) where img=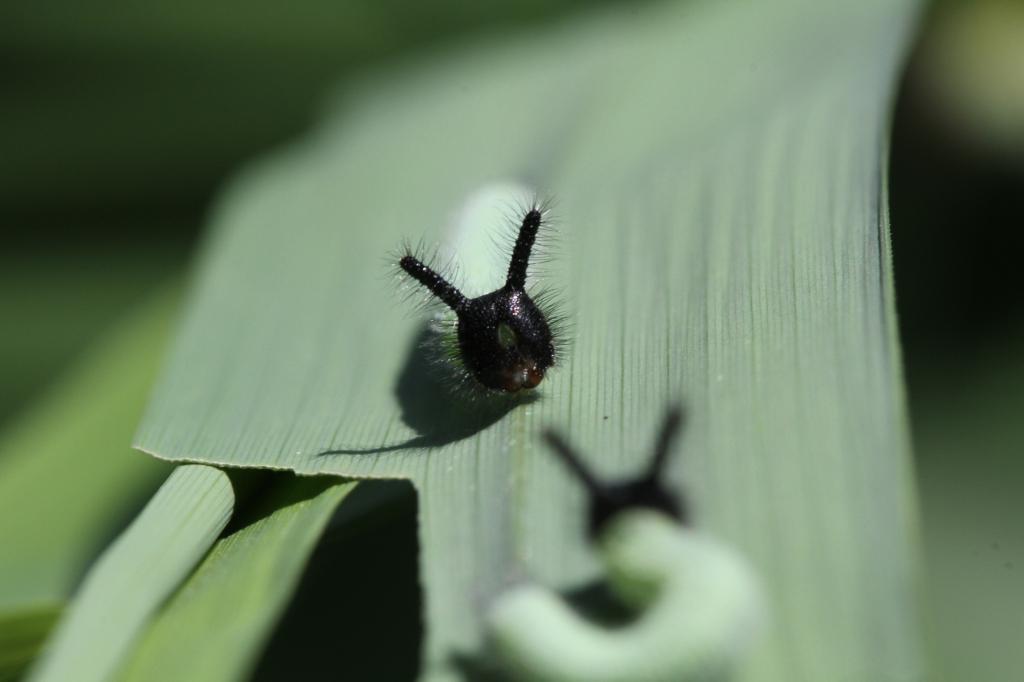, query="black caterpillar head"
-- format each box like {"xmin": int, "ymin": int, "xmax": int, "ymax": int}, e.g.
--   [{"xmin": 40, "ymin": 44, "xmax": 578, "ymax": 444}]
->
[
  {"xmin": 397, "ymin": 205, "xmax": 557, "ymax": 393},
  {"xmin": 543, "ymin": 405, "xmax": 688, "ymax": 538}
]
